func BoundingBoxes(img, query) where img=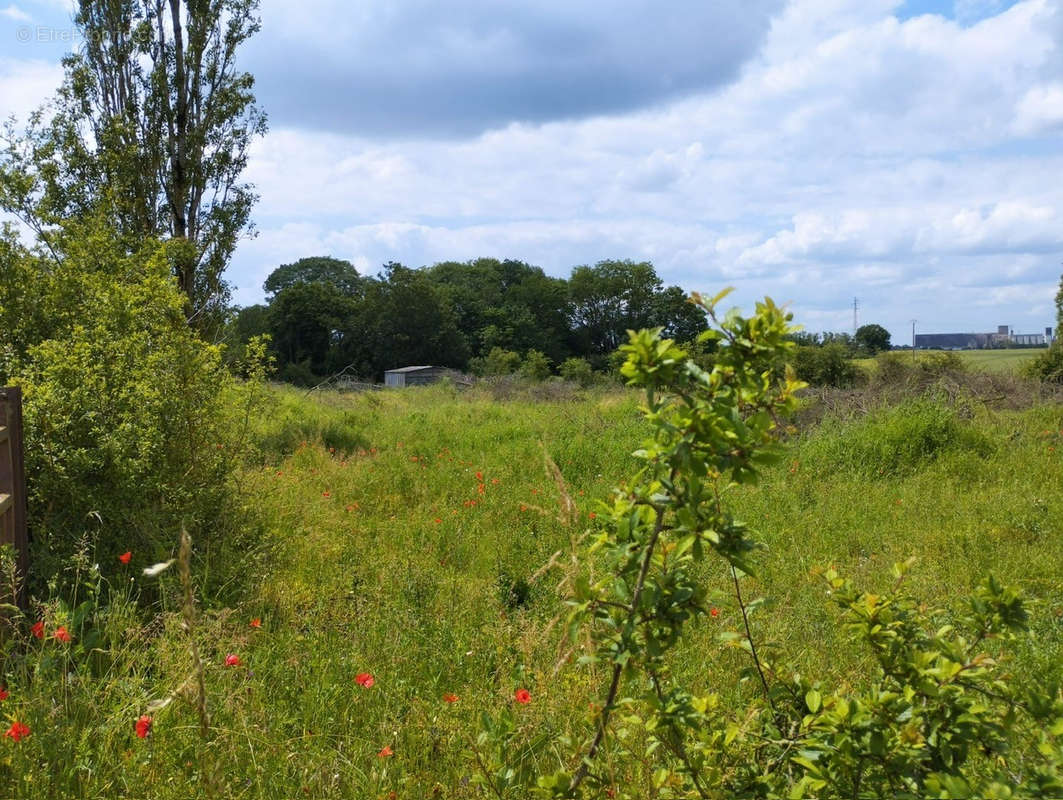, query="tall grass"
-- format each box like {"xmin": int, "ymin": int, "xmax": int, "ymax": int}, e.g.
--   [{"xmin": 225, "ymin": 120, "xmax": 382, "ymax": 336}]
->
[{"xmin": 1, "ymin": 382, "xmax": 1061, "ymax": 796}]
